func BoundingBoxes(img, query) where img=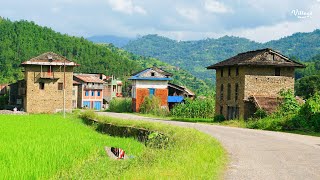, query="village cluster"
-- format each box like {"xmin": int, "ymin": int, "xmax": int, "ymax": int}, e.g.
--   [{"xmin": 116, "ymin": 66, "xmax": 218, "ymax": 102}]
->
[
  {"xmin": 0, "ymin": 48, "xmax": 305, "ymax": 120},
  {"xmin": 0, "ymin": 52, "xmax": 194, "ymax": 114}
]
